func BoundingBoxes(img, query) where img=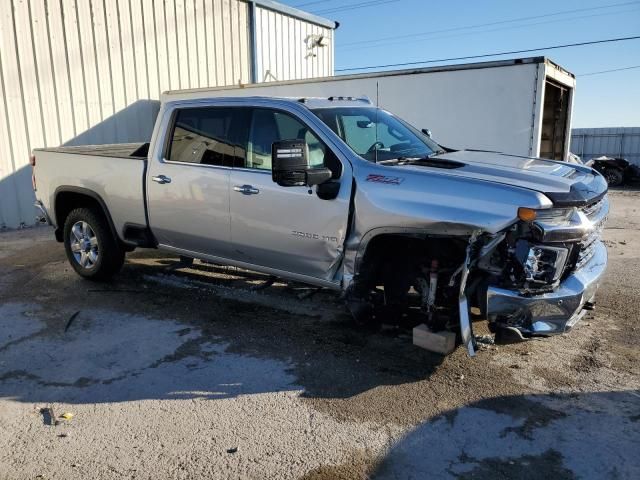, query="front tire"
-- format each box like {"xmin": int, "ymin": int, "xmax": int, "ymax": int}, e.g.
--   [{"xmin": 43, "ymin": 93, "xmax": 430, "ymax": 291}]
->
[{"xmin": 63, "ymin": 207, "xmax": 125, "ymax": 281}]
